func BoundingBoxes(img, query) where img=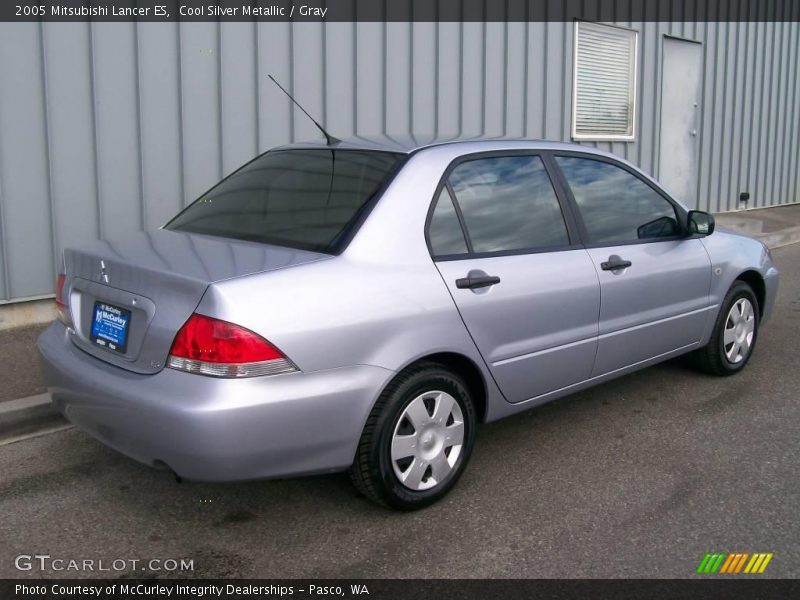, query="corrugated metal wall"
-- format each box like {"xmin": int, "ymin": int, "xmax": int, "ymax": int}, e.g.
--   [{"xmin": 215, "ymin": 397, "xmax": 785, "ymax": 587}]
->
[{"xmin": 0, "ymin": 14, "xmax": 798, "ymax": 302}]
